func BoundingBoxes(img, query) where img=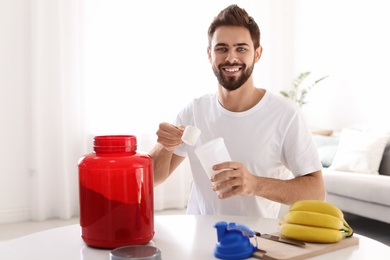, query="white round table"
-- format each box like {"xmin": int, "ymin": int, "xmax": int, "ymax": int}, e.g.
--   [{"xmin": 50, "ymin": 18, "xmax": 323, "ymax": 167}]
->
[{"xmin": 0, "ymin": 215, "xmax": 389, "ymax": 259}]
